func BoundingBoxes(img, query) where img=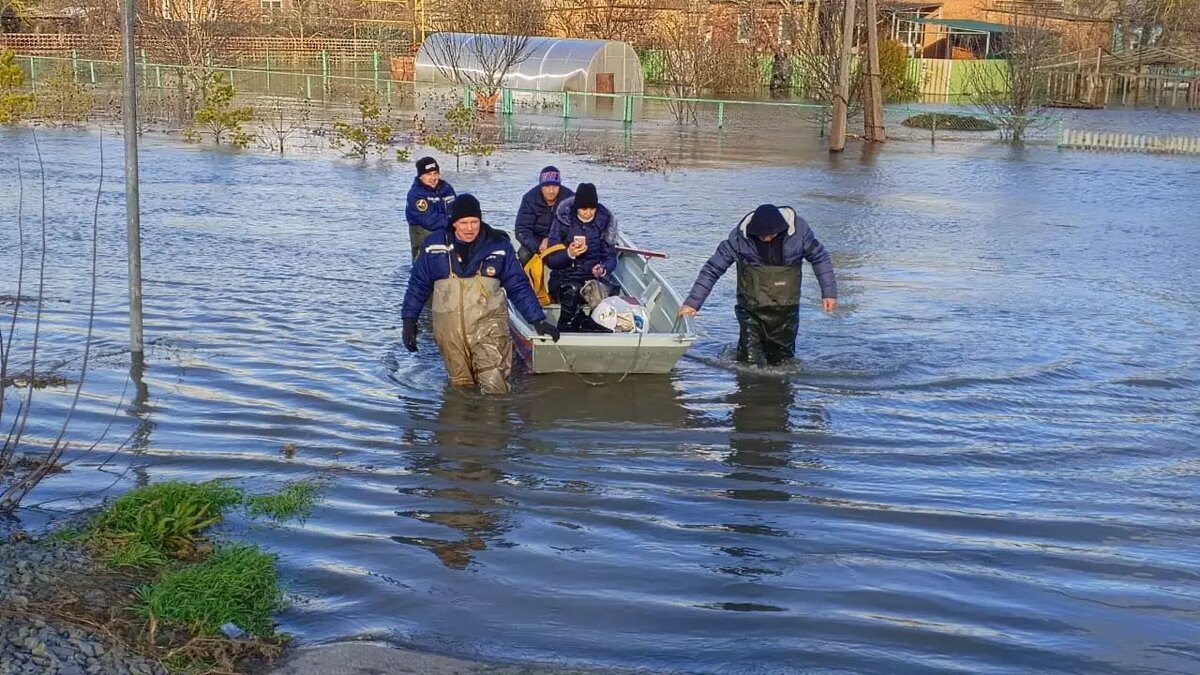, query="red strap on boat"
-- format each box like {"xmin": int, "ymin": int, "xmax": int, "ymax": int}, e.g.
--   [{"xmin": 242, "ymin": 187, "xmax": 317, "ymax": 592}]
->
[{"xmin": 616, "ymin": 246, "xmax": 668, "ymax": 259}]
